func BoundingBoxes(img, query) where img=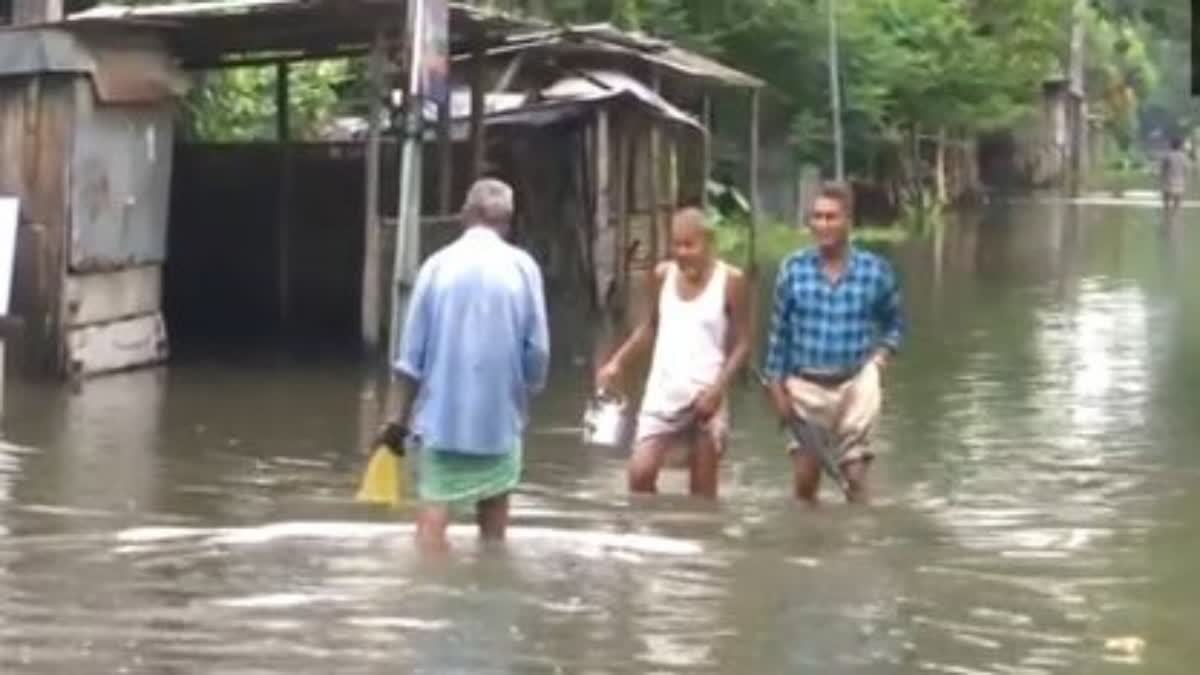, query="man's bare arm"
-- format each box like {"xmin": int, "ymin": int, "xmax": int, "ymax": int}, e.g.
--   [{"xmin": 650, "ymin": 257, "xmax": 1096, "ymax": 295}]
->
[{"xmin": 715, "ymin": 267, "xmax": 751, "ymax": 391}]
